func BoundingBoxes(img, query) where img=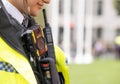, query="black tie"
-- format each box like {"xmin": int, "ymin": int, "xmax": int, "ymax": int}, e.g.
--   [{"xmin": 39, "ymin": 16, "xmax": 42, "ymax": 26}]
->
[{"xmin": 22, "ymin": 16, "xmax": 28, "ymax": 28}]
